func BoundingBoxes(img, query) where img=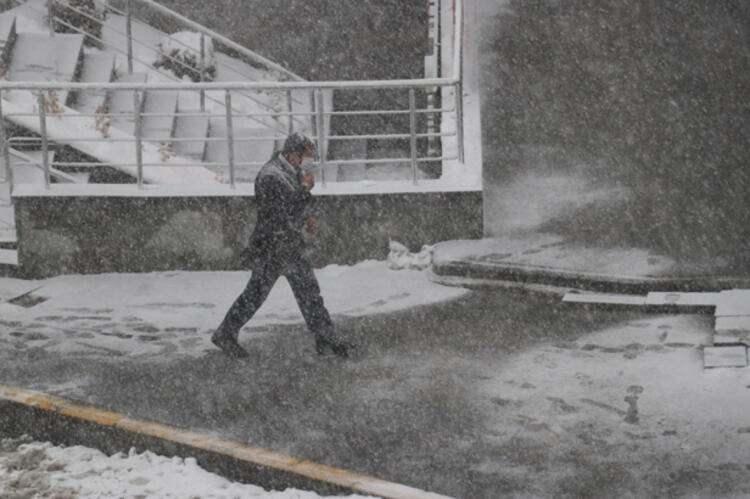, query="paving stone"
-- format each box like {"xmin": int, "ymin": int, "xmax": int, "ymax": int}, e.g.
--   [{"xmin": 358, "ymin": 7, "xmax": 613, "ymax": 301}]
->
[
  {"xmin": 715, "ymin": 316, "xmax": 750, "ymax": 334},
  {"xmin": 715, "ymin": 290, "xmax": 750, "ymax": 317},
  {"xmin": 645, "ymin": 292, "xmax": 720, "ymax": 307},
  {"xmin": 704, "ymin": 346, "xmax": 748, "ymax": 368},
  {"xmin": 714, "ymin": 330, "xmax": 750, "ymax": 346},
  {"xmin": 562, "ymin": 293, "xmax": 646, "ymax": 306}
]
